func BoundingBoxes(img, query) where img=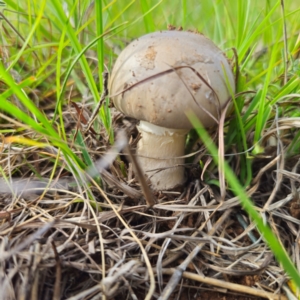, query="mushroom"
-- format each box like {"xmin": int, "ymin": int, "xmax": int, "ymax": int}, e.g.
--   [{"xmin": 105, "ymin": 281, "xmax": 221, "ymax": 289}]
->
[{"xmin": 109, "ymin": 30, "xmax": 235, "ymax": 190}]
